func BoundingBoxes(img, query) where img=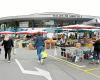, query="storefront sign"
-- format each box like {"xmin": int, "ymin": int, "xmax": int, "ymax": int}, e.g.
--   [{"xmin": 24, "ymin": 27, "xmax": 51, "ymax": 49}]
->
[
  {"xmin": 19, "ymin": 22, "xmax": 29, "ymax": 27},
  {"xmin": 53, "ymin": 14, "xmax": 82, "ymax": 18}
]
